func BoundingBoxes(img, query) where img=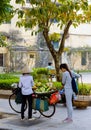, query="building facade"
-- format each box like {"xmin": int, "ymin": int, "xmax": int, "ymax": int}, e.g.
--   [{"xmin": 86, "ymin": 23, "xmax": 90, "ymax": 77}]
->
[
  {"xmin": 0, "ymin": 0, "xmax": 53, "ymax": 72},
  {"xmin": 0, "ymin": 0, "xmax": 91, "ymax": 72},
  {"xmin": 63, "ymin": 24, "xmax": 91, "ymax": 70}
]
